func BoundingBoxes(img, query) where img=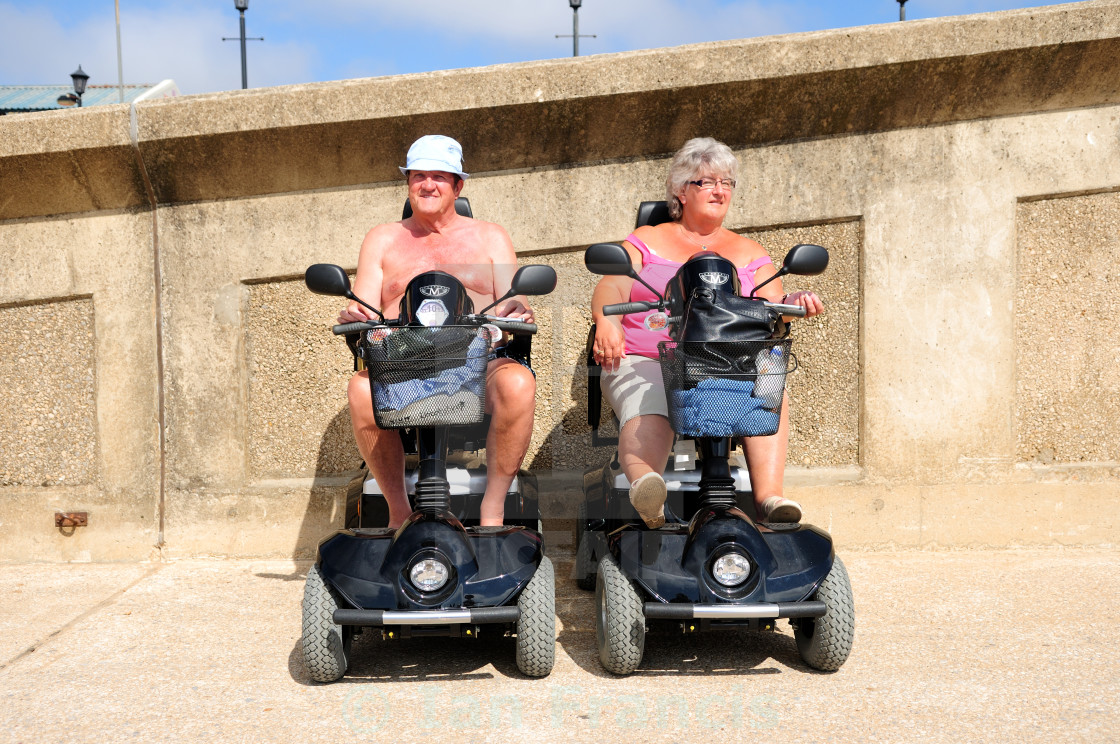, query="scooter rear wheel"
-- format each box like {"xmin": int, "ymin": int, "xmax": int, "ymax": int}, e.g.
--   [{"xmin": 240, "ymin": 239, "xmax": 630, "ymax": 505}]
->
[
  {"xmin": 794, "ymin": 555, "xmax": 855, "ymax": 671},
  {"xmin": 301, "ymin": 564, "xmax": 352, "ymax": 683},
  {"xmin": 595, "ymin": 554, "xmax": 645, "ymax": 675},
  {"xmin": 515, "ymin": 556, "xmax": 556, "ymax": 677}
]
